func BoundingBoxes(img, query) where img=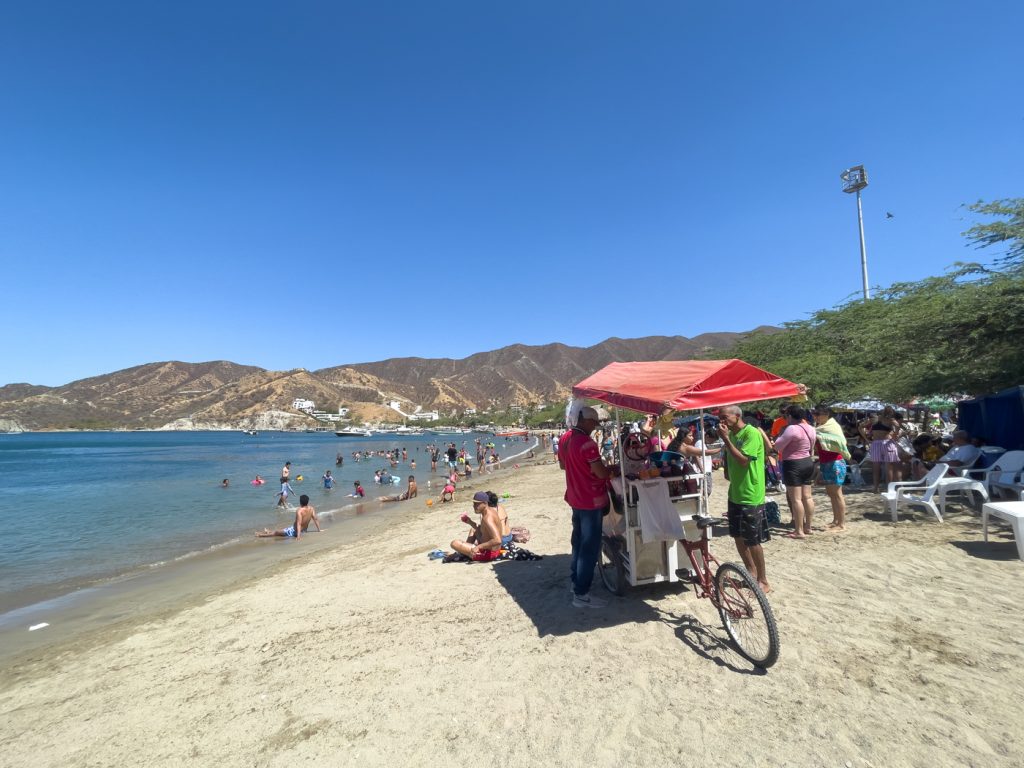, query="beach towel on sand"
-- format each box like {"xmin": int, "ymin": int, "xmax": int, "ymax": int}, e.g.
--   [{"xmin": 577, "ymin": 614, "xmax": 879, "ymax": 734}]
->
[{"xmin": 442, "ymin": 542, "xmax": 542, "ymax": 563}]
